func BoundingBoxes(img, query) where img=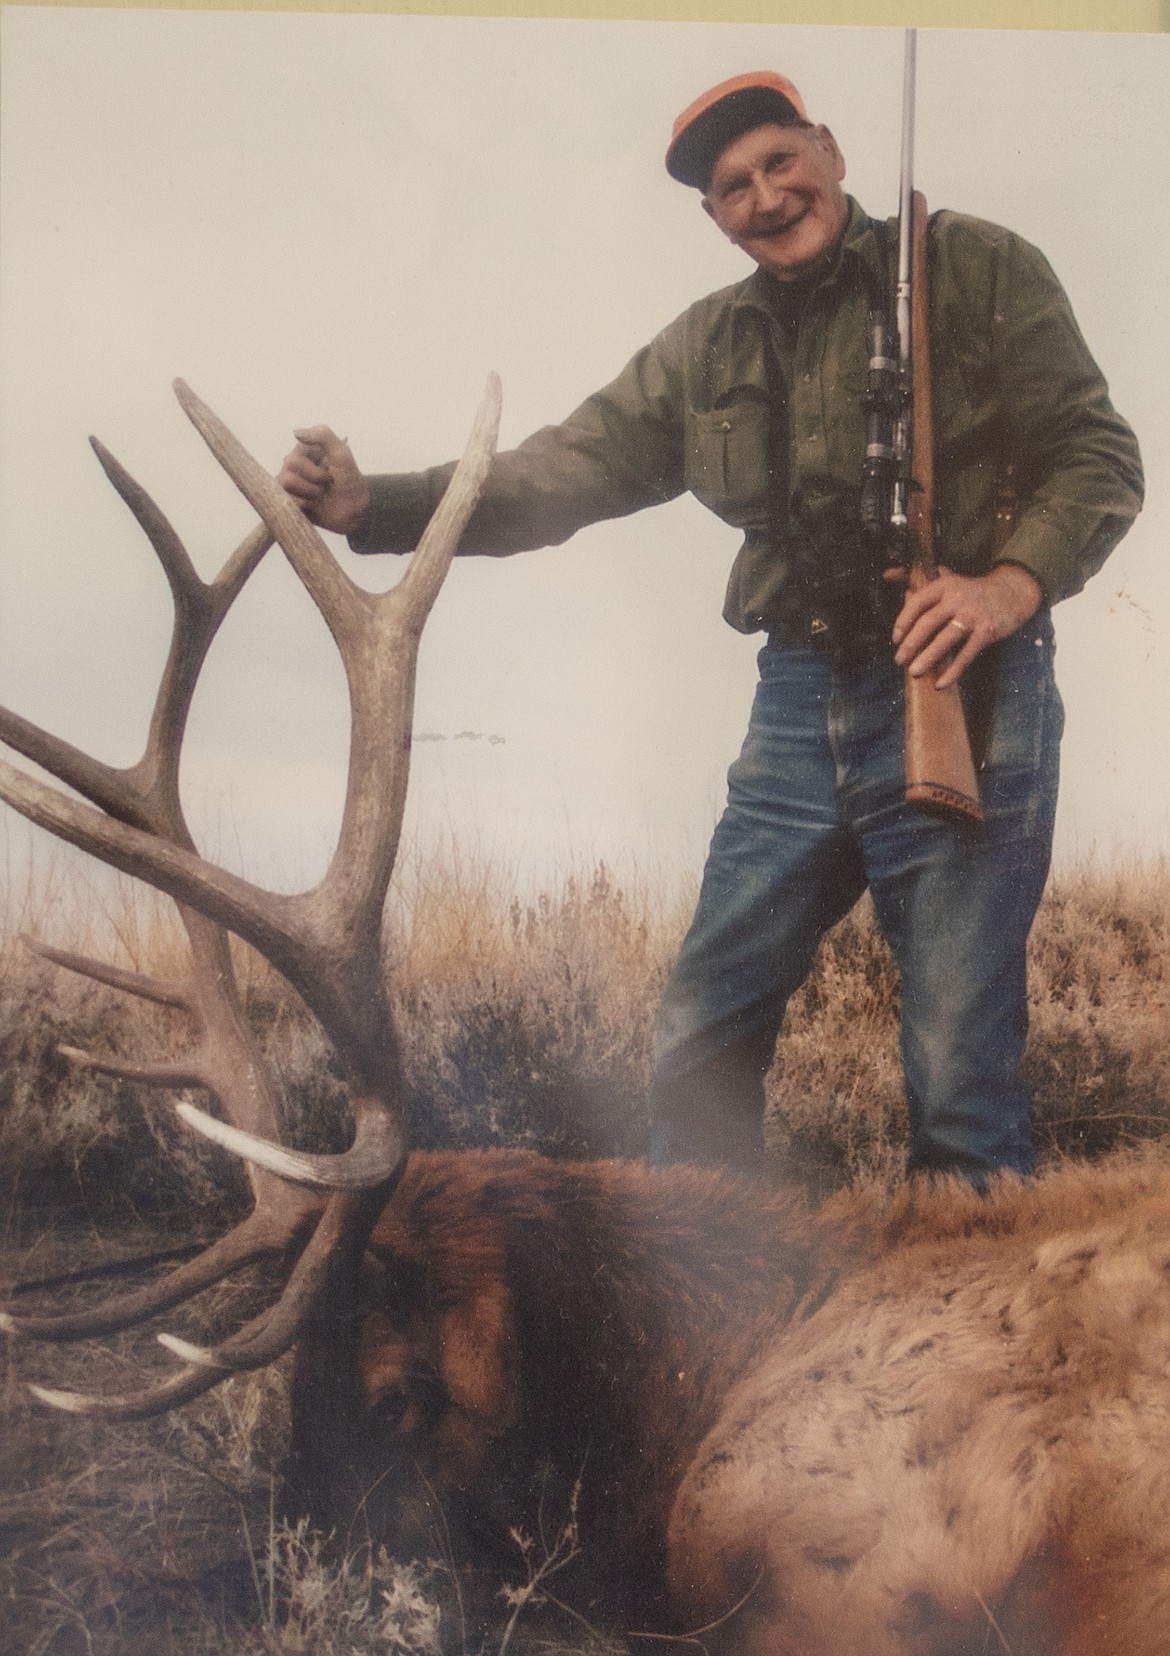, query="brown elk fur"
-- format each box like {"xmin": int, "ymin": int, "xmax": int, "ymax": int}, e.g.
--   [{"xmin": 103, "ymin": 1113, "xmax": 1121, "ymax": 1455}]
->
[{"xmin": 296, "ymin": 1146, "xmax": 1170, "ymax": 1653}]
